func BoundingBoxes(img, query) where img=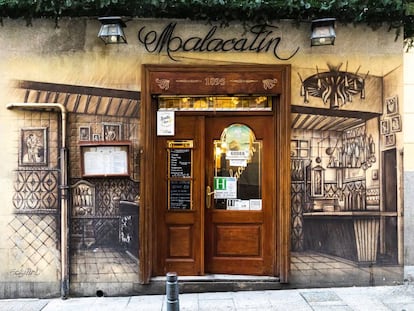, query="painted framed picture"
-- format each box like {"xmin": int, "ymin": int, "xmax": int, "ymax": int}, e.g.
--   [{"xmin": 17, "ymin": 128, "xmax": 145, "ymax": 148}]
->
[
  {"xmin": 344, "ymin": 167, "xmax": 365, "ymax": 182},
  {"xmin": 311, "ymin": 165, "xmax": 325, "ymax": 197},
  {"xmin": 380, "ymin": 119, "xmax": 390, "ymax": 135},
  {"xmin": 385, "ymin": 133, "xmax": 396, "ymax": 147},
  {"xmin": 390, "ymin": 115, "xmax": 402, "ymax": 133},
  {"xmin": 92, "ymin": 134, "xmax": 101, "ymax": 141},
  {"xmin": 20, "ymin": 127, "xmax": 48, "ymax": 166},
  {"xmin": 79, "ymin": 126, "xmax": 91, "ymax": 141},
  {"xmin": 385, "ymin": 95, "xmax": 398, "ymax": 115},
  {"xmin": 103, "ymin": 123, "xmax": 122, "ymax": 141}
]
